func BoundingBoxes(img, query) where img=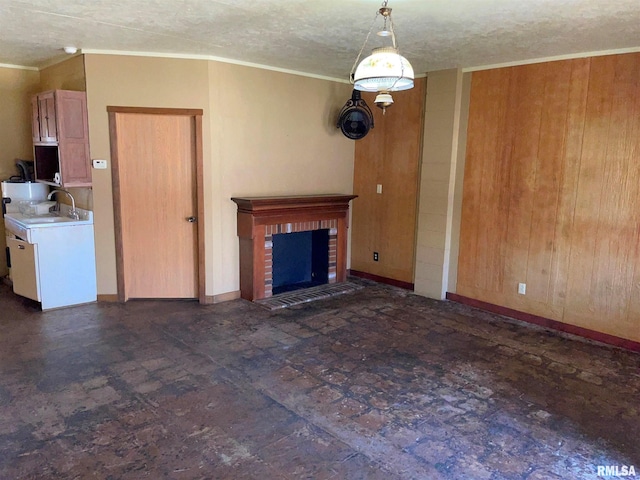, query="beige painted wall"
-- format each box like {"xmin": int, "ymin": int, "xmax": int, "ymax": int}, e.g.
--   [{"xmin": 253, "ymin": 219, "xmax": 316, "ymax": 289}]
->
[
  {"xmin": 208, "ymin": 62, "xmax": 354, "ymax": 294},
  {"xmin": 0, "ymin": 66, "xmax": 41, "ymax": 277},
  {"xmin": 39, "ymin": 55, "xmax": 86, "ymax": 91},
  {"xmin": 84, "ymin": 55, "xmax": 211, "ymax": 296},
  {"xmin": 85, "ymin": 54, "xmax": 354, "ymax": 297},
  {"xmin": 414, "ymin": 69, "xmax": 469, "ymax": 299},
  {"xmin": 0, "ymin": 67, "xmax": 40, "ymax": 178}
]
